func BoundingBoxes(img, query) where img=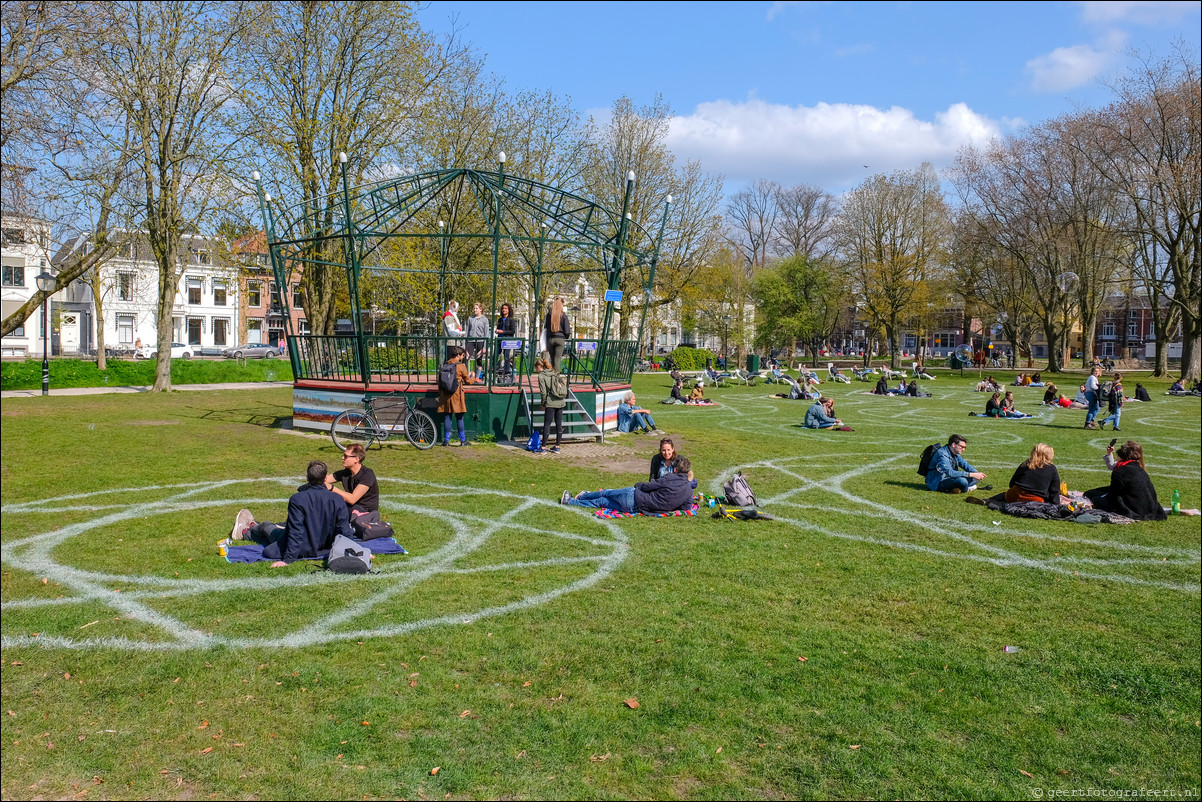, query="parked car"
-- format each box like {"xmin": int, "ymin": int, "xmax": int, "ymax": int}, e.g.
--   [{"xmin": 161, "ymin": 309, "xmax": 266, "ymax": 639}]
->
[
  {"xmin": 222, "ymin": 342, "xmax": 279, "ymax": 359},
  {"xmin": 135, "ymin": 342, "xmax": 194, "ymax": 359}
]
